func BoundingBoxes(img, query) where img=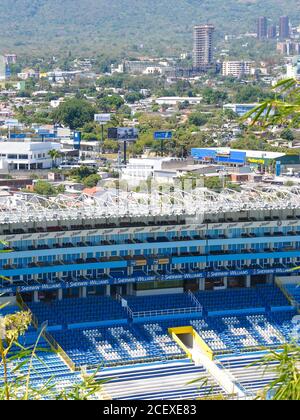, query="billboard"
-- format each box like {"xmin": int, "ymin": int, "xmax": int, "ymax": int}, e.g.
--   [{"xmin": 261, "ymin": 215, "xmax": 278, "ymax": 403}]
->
[
  {"xmin": 73, "ymin": 131, "xmax": 82, "ymax": 150},
  {"xmin": 154, "ymin": 131, "xmax": 173, "ymax": 140},
  {"xmin": 108, "ymin": 127, "xmax": 139, "ymax": 142},
  {"xmin": 216, "ymin": 148, "xmax": 231, "ymax": 157},
  {"xmin": 10, "ymin": 134, "xmax": 26, "ymax": 139},
  {"xmin": 276, "ymin": 161, "xmax": 281, "ymax": 177},
  {"xmin": 94, "ymin": 114, "xmax": 111, "ymax": 123}
]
